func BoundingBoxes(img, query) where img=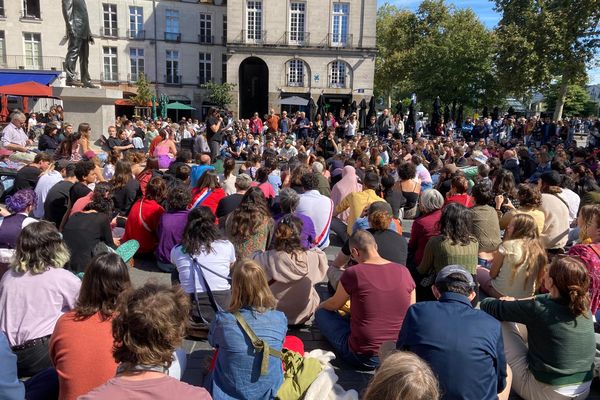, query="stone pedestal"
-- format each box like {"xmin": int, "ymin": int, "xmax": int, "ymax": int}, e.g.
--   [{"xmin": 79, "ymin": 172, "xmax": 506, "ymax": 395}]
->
[{"xmin": 52, "ymin": 87, "xmax": 122, "ymax": 142}]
